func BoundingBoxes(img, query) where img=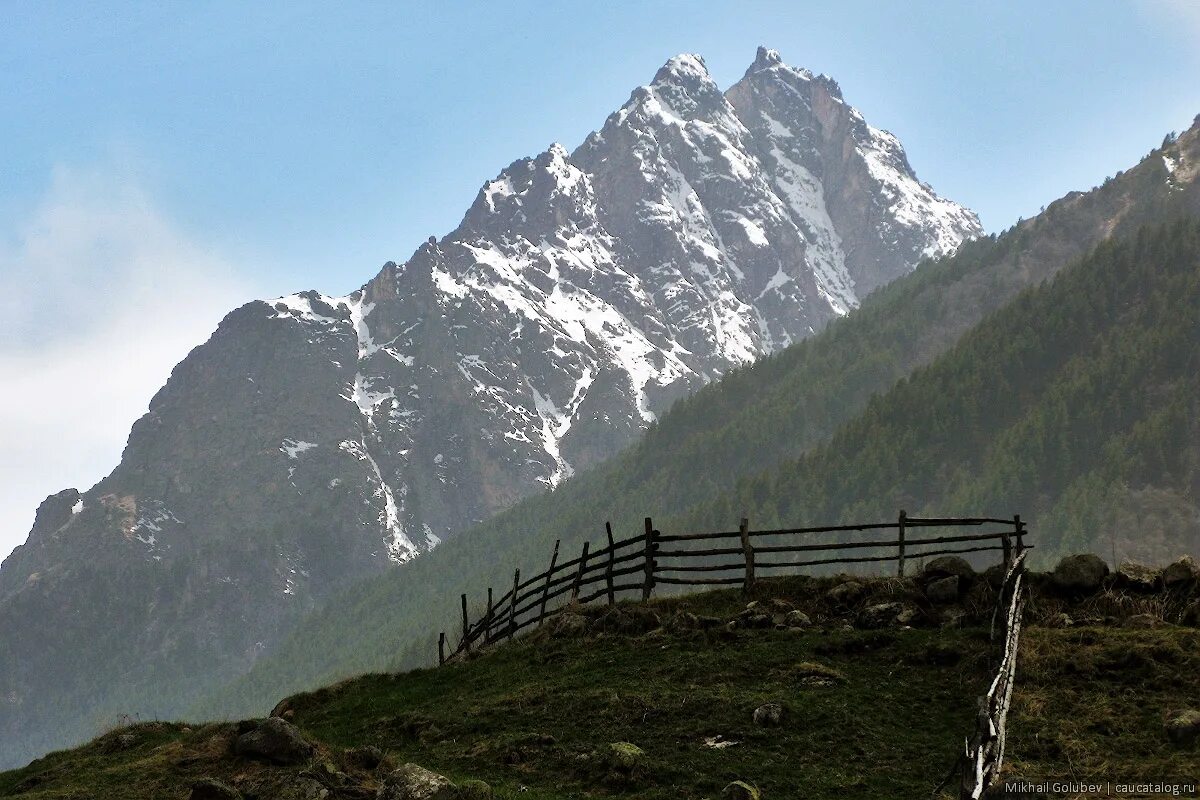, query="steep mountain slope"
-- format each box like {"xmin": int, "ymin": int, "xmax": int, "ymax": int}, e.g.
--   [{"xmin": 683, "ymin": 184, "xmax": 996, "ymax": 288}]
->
[
  {"xmin": 0, "ymin": 50, "xmax": 979, "ymax": 769},
  {"xmin": 203, "ymin": 118, "xmax": 1200, "ymax": 718},
  {"xmin": 690, "ymin": 218, "xmax": 1200, "ymax": 563}
]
